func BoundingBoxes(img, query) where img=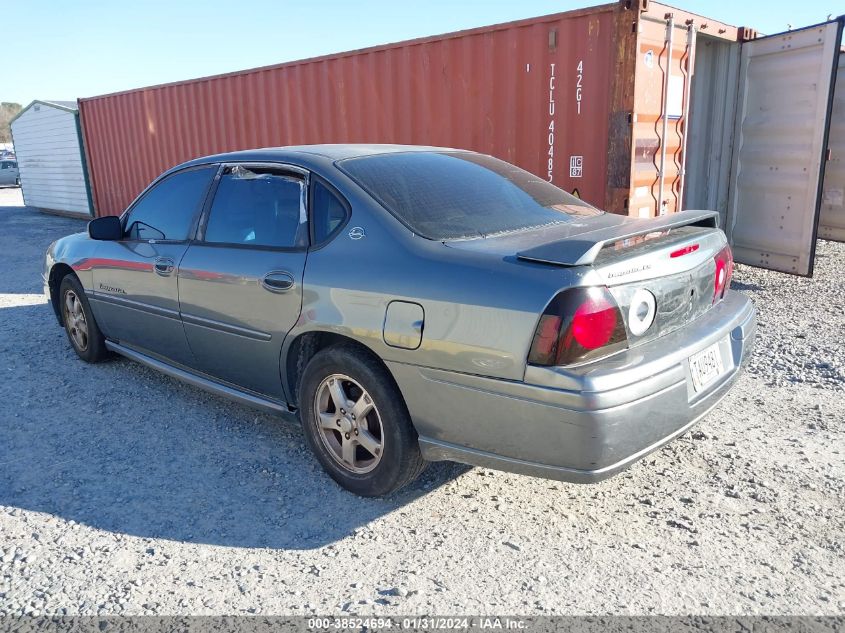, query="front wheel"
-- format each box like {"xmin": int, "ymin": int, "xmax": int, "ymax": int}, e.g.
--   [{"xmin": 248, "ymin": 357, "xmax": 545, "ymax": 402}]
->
[
  {"xmin": 298, "ymin": 346, "xmax": 426, "ymax": 496},
  {"xmin": 59, "ymin": 275, "xmax": 109, "ymax": 363}
]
